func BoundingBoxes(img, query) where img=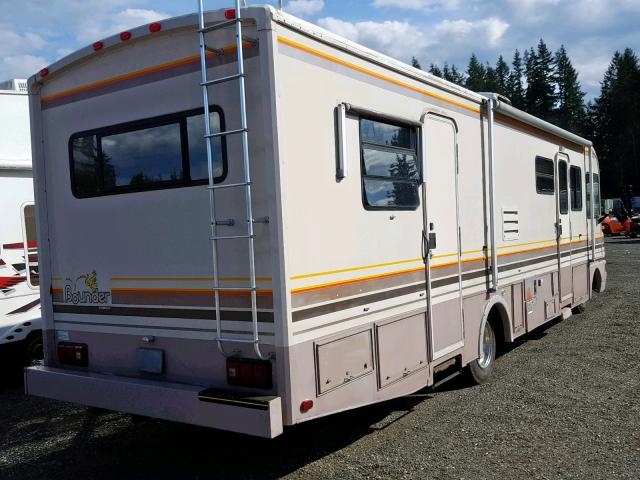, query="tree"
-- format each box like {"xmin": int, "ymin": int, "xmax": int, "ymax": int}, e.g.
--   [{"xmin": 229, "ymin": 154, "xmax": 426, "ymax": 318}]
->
[
  {"xmin": 507, "ymin": 49, "xmax": 525, "ymax": 109},
  {"xmin": 553, "ymin": 45, "xmax": 586, "ymax": 133},
  {"xmin": 495, "ymin": 55, "xmax": 510, "ymax": 97},
  {"xmin": 484, "ymin": 64, "xmax": 500, "ymax": 93},
  {"xmin": 411, "ymin": 56, "xmax": 422, "ymax": 70},
  {"xmin": 591, "ymin": 48, "xmax": 640, "ymax": 197},
  {"xmin": 428, "ymin": 63, "xmax": 442, "ymax": 77},
  {"xmin": 465, "ymin": 53, "xmax": 486, "ymax": 92},
  {"xmin": 443, "ymin": 63, "xmax": 465, "ymax": 86},
  {"xmin": 525, "ymin": 40, "xmax": 556, "ymax": 121}
]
